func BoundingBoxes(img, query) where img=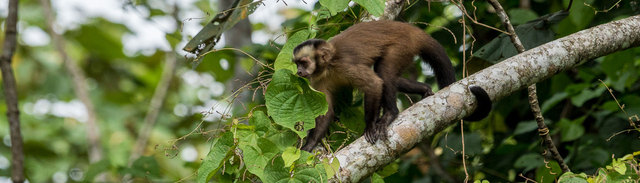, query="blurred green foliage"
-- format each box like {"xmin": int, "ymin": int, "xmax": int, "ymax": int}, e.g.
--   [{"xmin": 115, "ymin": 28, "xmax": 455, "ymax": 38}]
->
[{"xmin": 0, "ymin": 0, "xmax": 639, "ymax": 182}]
